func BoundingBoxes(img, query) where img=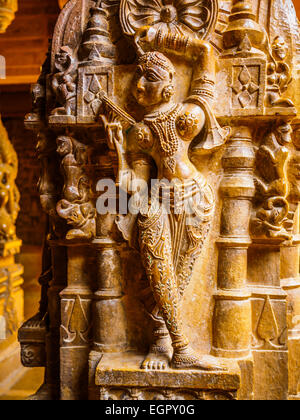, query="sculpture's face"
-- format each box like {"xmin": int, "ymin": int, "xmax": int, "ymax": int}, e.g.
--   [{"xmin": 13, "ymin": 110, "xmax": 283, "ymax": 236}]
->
[
  {"xmin": 272, "ymin": 36, "xmax": 287, "ymax": 61},
  {"xmin": 36, "ymin": 132, "xmax": 47, "ymax": 153},
  {"xmin": 57, "ymin": 136, "xmax": 71, "ymax": 156},
  {"xmin": 0, "ymin": 167, "xmax": 10, "ymax": 207},
  {"xmin": 56, "ymin": 49, "xmax": 68, "ymax": 67},
  {"xmin": 133, "ymin": 55, "xmax": 173, "ymax": 108},
  {"xmin": 293, "ymin": 129, "xmax": 300, "ymax": 150},
  {"xmin": 275, "ymin": 124, "xmax": 292, "ymax": 146}
]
